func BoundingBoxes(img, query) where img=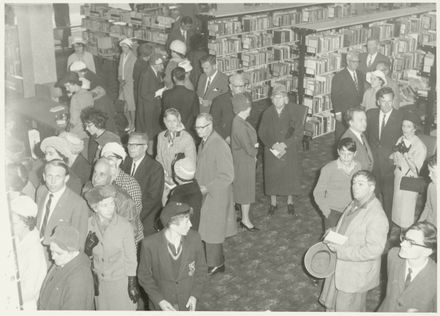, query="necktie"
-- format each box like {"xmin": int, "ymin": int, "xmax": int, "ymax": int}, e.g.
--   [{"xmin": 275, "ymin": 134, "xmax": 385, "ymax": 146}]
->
[
  {"xmin": 203, "ymin": 76, "xmax": 211, "ymax": 98},
  {"xmin": 131, "ymin": 162, "xmax": 136, "ymax": 176},
  {"xmin": 40, "ymin": 193, "xmax": 54, "ymax": 238},
  {"xmin": 404, "ymin": 267, "xmax": 412, "ymax": 289},
  {"xmin": 361, "ymin": 134, "xmax": 373, "ymax": 163},
  {"xmin": 380, "ymin": 113, "xmax": 386, "ymax": 140},
  {"xmin": 353, "ymin": 71, "xmax": 358, "ymax": 90},
  {"xmin": 367, "ymin": 55, "xmax": 373, "ymax": 67}
]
